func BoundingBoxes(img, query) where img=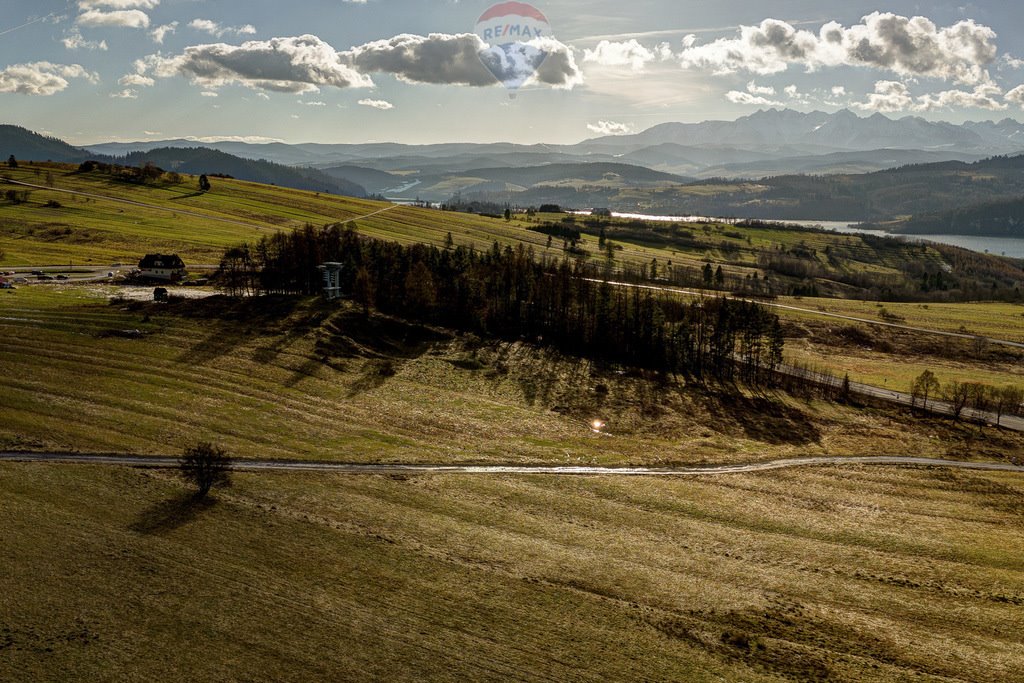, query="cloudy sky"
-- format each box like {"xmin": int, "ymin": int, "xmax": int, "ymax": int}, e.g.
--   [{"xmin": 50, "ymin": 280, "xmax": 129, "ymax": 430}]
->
[{"xmin": 3, "ymin": 0, "xmax": 1024, "ymax": 145}]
